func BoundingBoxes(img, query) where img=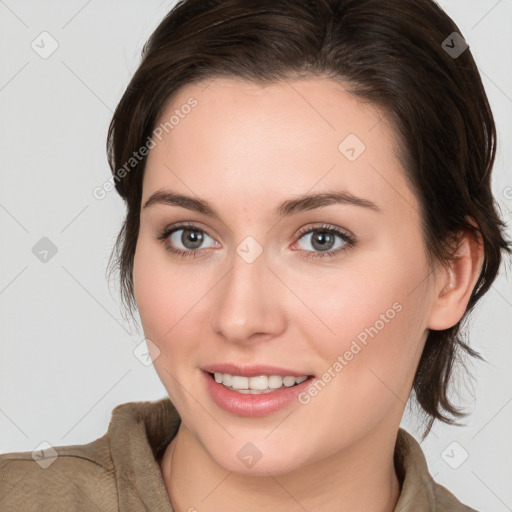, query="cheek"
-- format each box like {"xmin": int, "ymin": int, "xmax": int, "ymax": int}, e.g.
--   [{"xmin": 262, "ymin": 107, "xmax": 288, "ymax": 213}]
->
[
  {"xmin": 133, "ymin": 236, "xmax": 199, "ymax": 405},
  {"xmin": 133, "ymin": 233, "xmax": 186, "ymax": 343},
  {"xmin": 292, "ymin": 292, "xmax": 428, "ymax": 446},
  {"xmin": 296, "ymin": 249, "xmax": 425, "ymax": 344},
  {"xmin": 304, "ymin": 258, "xmax": 431, "ymax": 421},
  {"xmin": 133, "ymin": 232, "xmax": 211, "ymax": 363},
  {"xmin": 133, "ymin": 239, "xmax": 165, "ymax": 336}
]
